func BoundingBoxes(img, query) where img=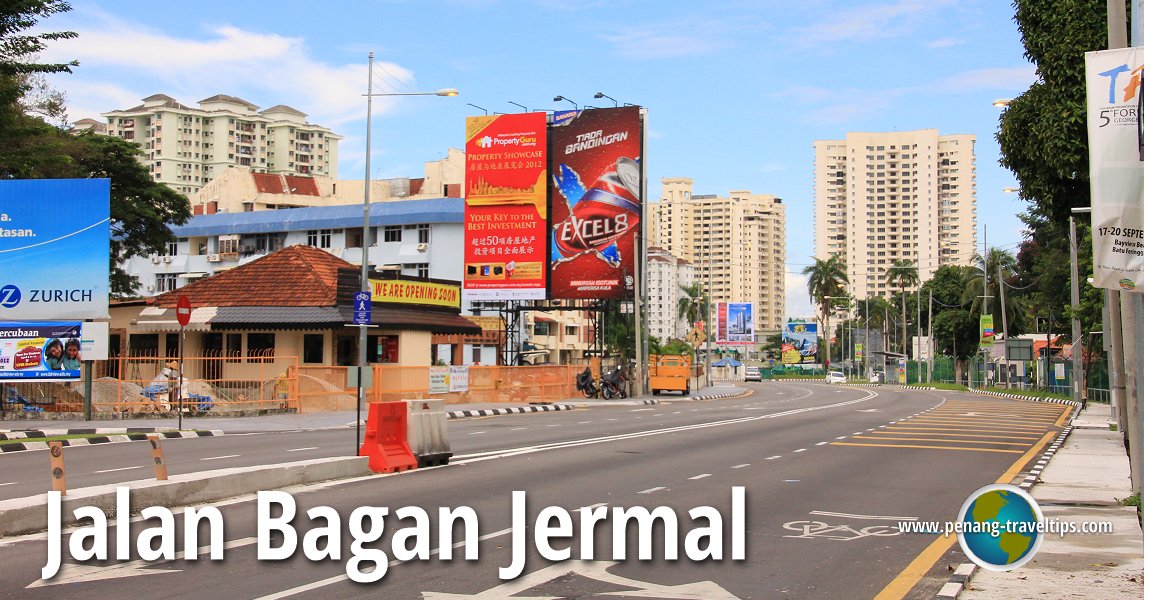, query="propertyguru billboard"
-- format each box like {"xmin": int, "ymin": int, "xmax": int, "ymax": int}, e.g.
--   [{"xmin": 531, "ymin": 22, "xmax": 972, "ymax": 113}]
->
[
  {"xmin": 0, "ymin": 179, "xmax": 111, "ymax": 320},
  {"xmin": 463, "ymin": 113, "xmax": 549, "ymax": 301},
  {"xmin": 715, "ymin": 302, "xmax": 754, "ymax": 345},
  {"xmin": 549, "ymin": 106, "xmax": 643, "ymax": 299}
]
